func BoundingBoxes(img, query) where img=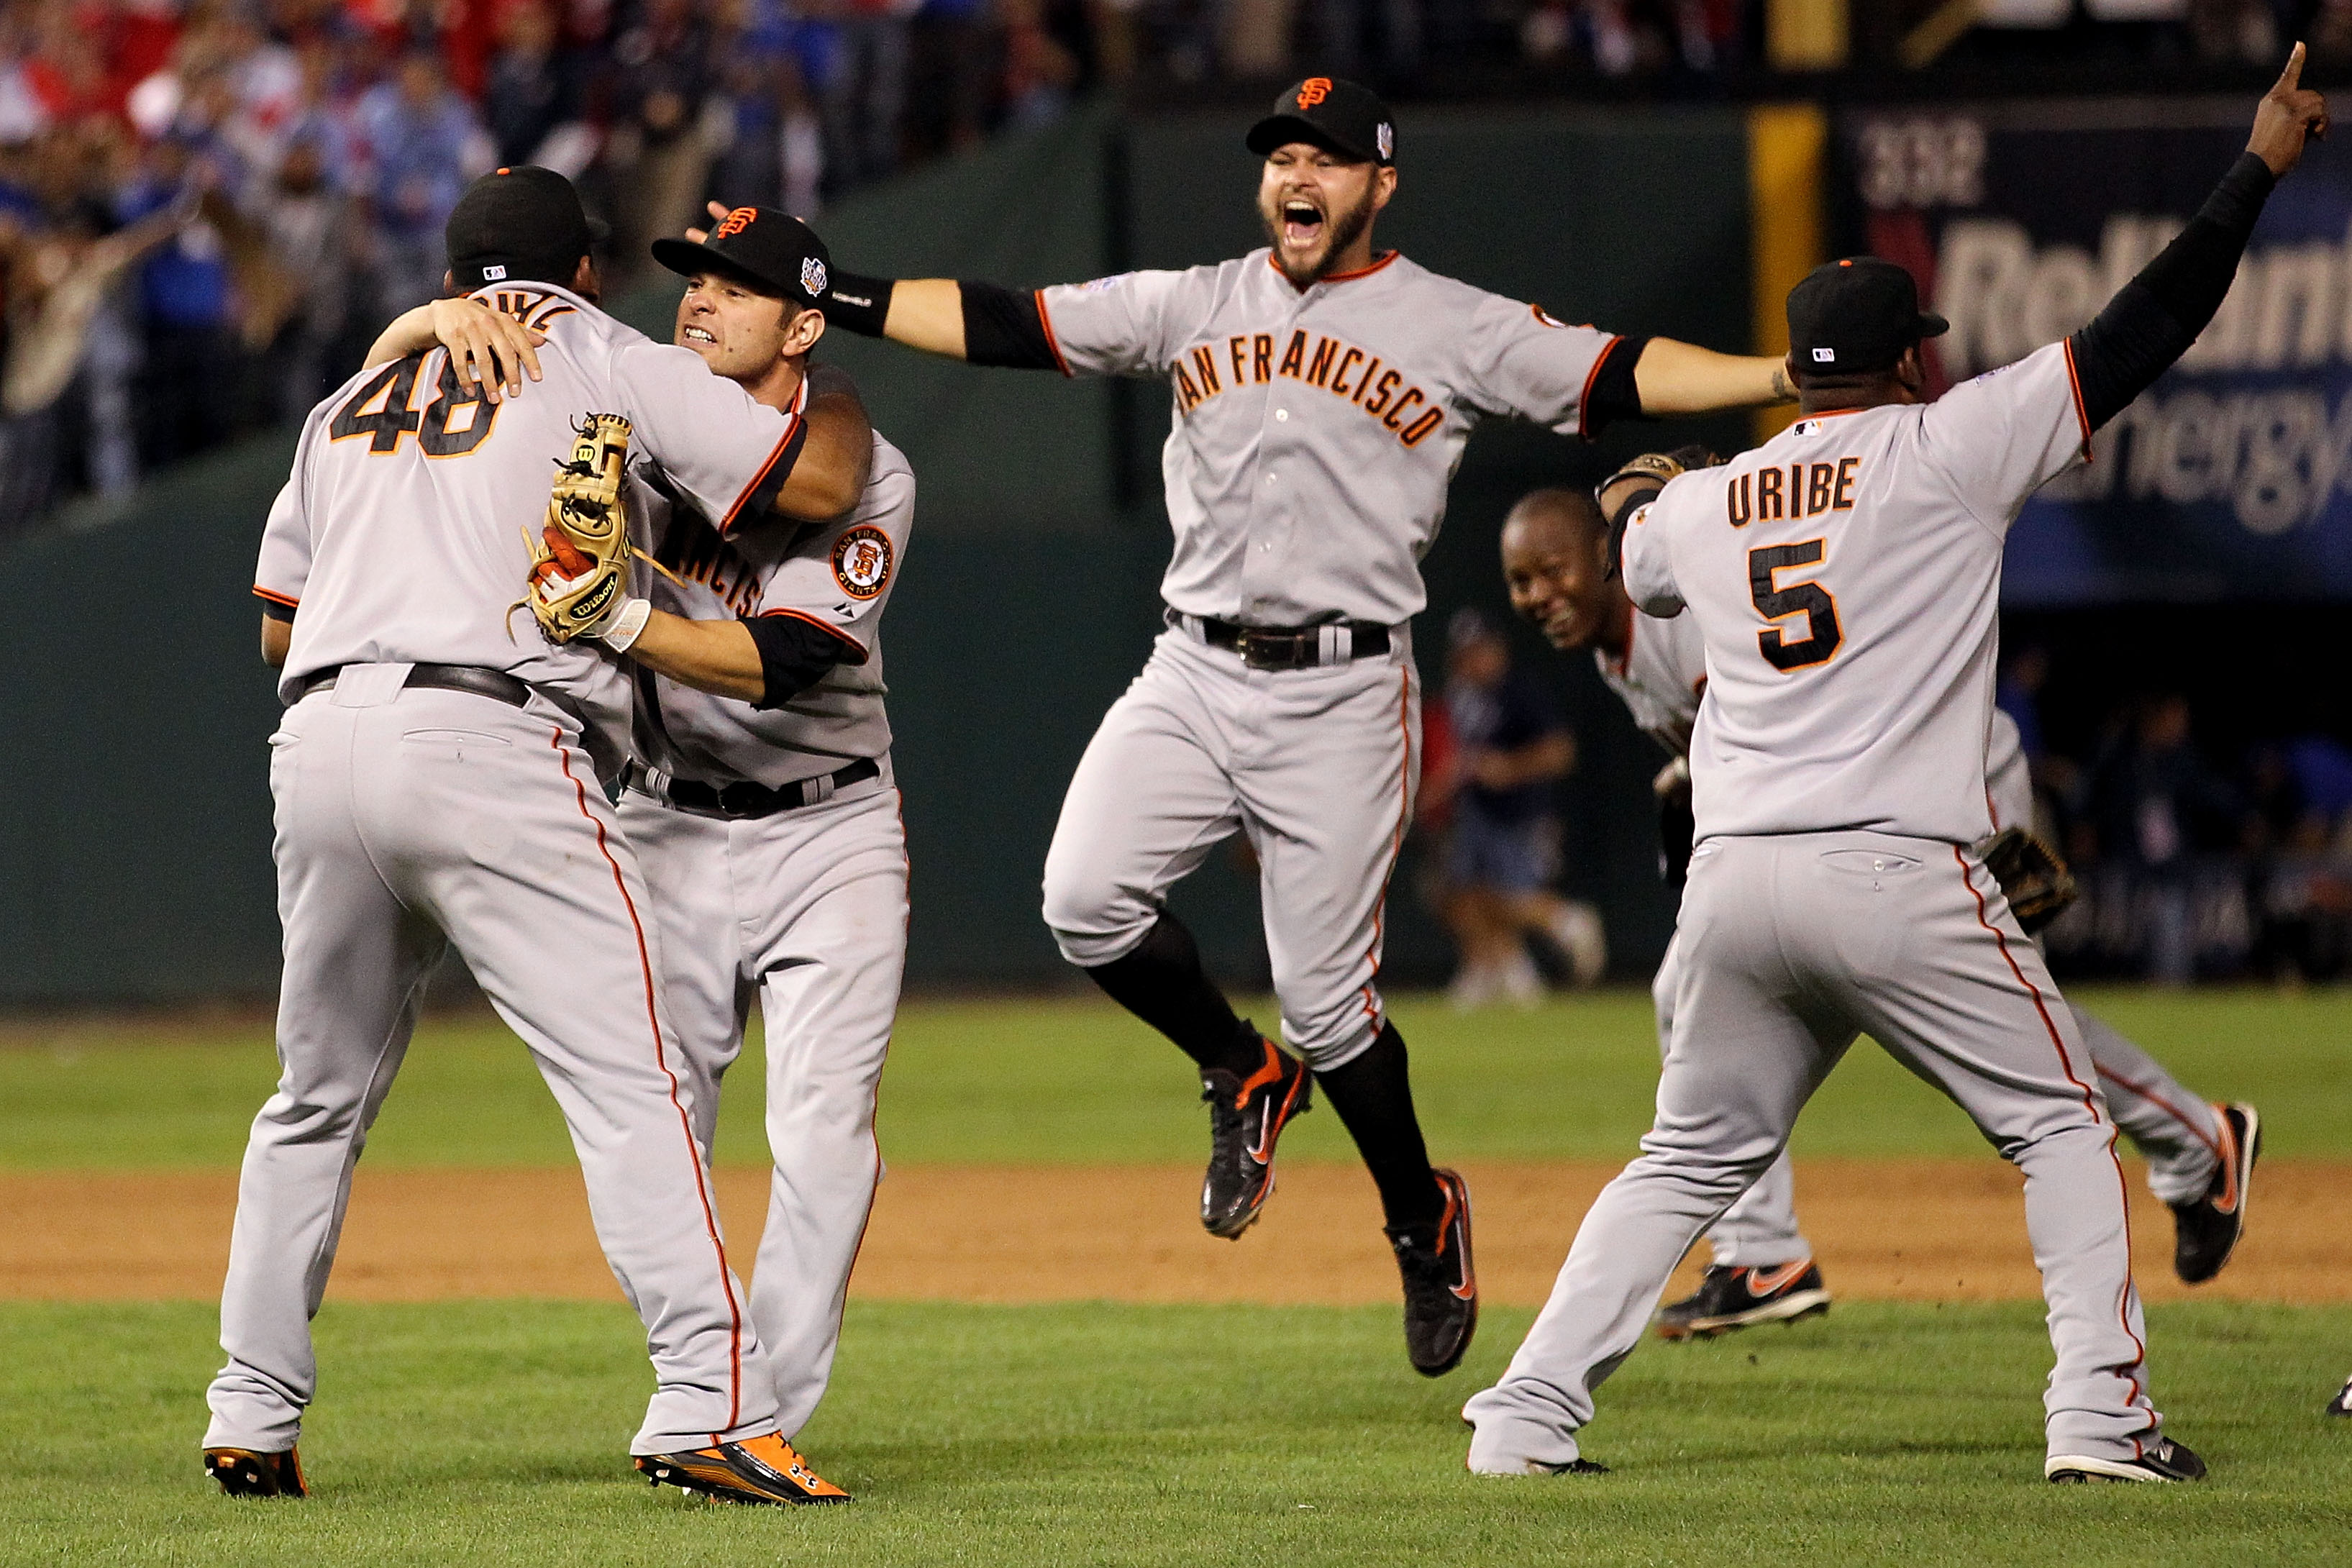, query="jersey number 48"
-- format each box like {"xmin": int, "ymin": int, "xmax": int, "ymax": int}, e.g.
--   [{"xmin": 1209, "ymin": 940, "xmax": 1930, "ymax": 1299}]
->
[{"xmin": 329, "ymin": 355, "xmax": 499, "ymax": 457}]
